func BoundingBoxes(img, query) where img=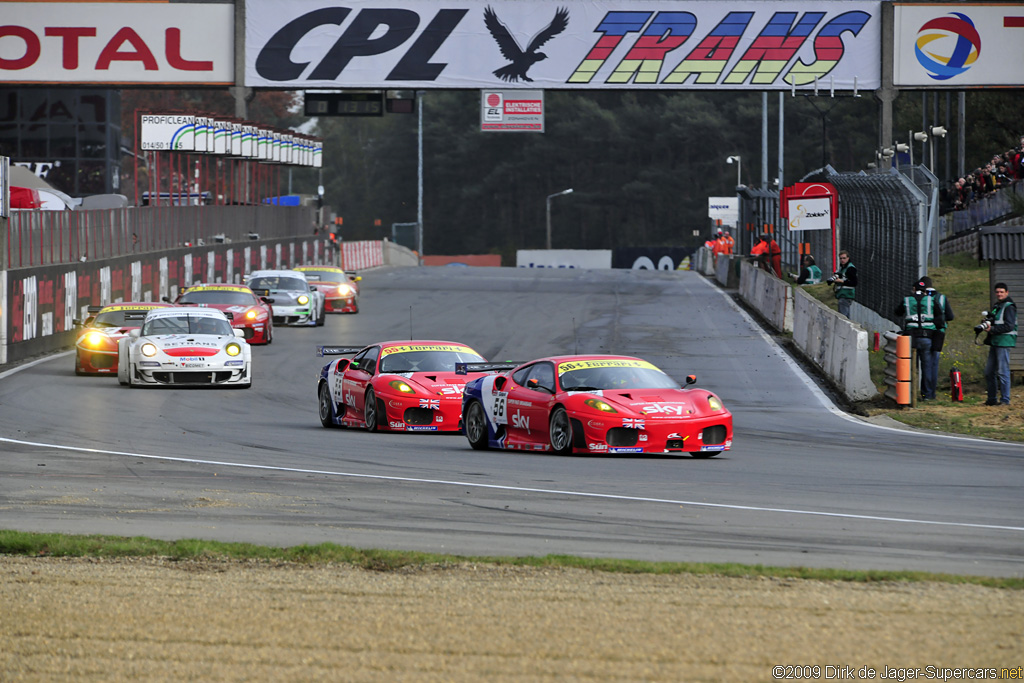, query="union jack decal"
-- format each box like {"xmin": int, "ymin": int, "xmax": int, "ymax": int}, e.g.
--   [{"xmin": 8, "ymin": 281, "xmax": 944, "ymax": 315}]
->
[
  {"xmin": 622, "ymin": 418, "xmax": 645, "ymax": 429},
  {"xmin": 420, "ymin": 399, "xmax": 440, "ymax": 409}
]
